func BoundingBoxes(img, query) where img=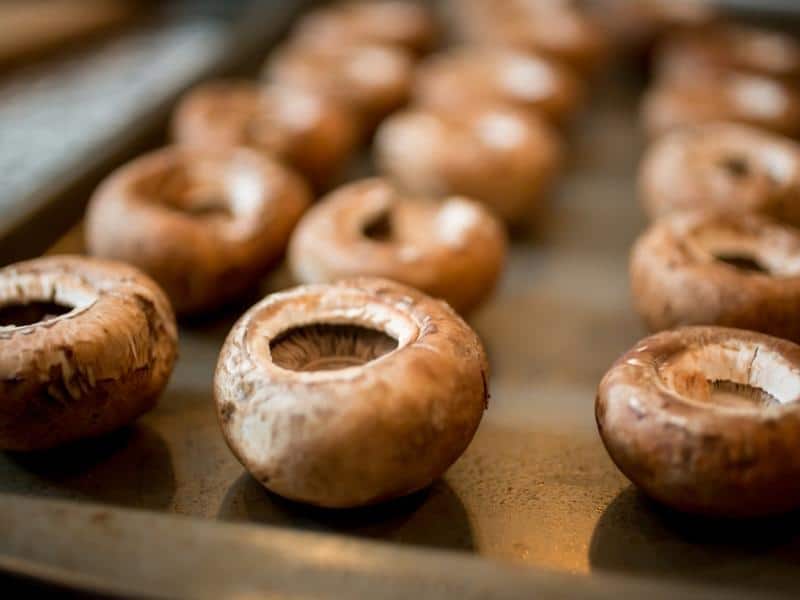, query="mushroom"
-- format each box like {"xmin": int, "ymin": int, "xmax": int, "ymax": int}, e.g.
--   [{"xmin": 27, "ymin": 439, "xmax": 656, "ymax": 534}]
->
[
  {"xmin": 656, "ymin": 24, "xmax": 800, "ymax": 84},
  {"xmin": 289, "ymin": 1, "xmax": 438, "ymax": 56},
  {"xmin": 214, "ymin": 277, "xmax": 489, "ymax": 508},
  {"xmin": 374, "ymin": 102, "xmax": 562, "ymax": 224},
  {"xmin": 413, "ymin": 47, "xmax": 584, "ymax": 126},
  {"xmin": 171, "ymin": 80, "xmax": 360, "ymax": 190},
  {"xmin": 445, "ymin": 0, "xmax": 609, "ymax": 76},
  {"xmin": 264, "ymin": 39, "xmax": 414, "ymax": 129},
  {"xmin": 288, "ymin": 178, "xmax": 507, "ymax": 314},
  {"xmin": 597, "ymin": 326, "xmax": 800, "ymax": 517},
  {"xmin": 639, "ymin": 122, "xmax": 800, "ymax": 225},
  {"xmin": 641, "ymin": 69, "xmax": 800, "ymax": 138},
  {"xmin": 630, "ymin": 211, "xmax": 800, "ymax": 341},
  {"xmin": 0, "ymin": 255, "xmax": 177, "ymax": 451},
  {"xmin": 86, "ymin": 145, "xmax": 311, "ymax": 316}
]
